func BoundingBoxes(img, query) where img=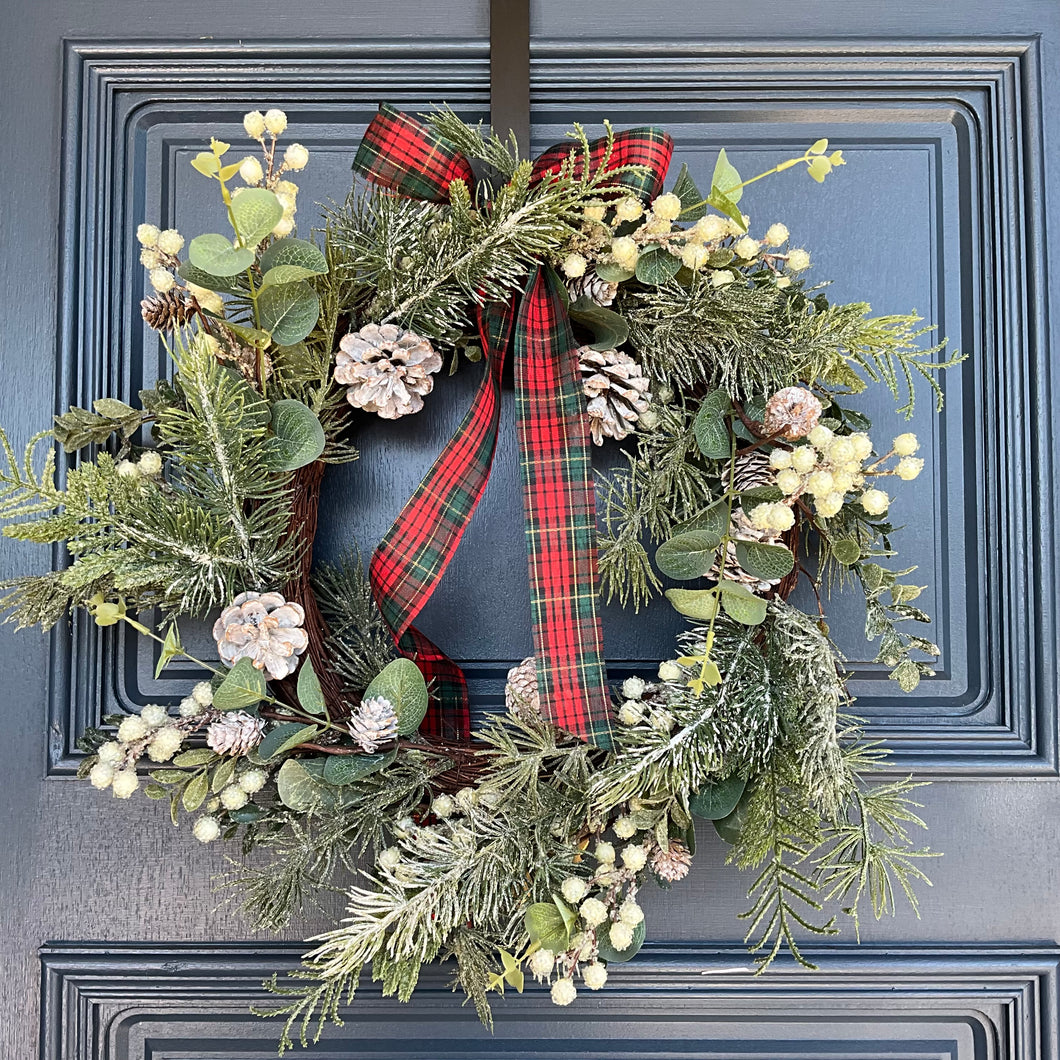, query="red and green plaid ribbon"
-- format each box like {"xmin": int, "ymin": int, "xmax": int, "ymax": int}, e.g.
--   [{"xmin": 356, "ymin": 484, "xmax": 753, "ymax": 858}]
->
[{"xmin": 354, "ymin": 104, "xmax": 673, "ymax": 747}]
